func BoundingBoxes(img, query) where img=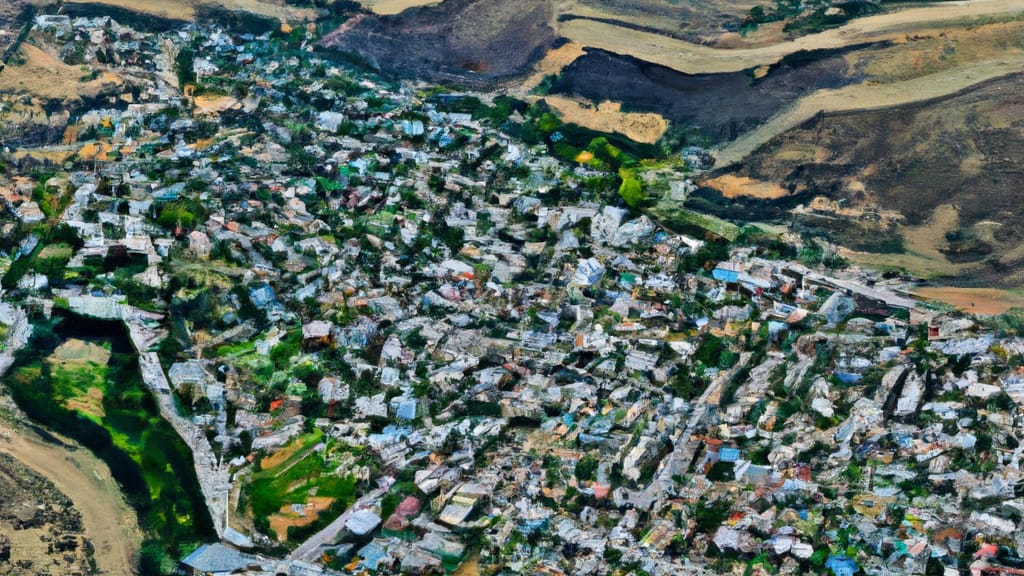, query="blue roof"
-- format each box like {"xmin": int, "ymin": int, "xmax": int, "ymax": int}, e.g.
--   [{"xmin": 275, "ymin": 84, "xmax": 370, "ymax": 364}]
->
[
  {"xmin": 396, "ymin": 400, "xmax": 417, "ymax": 421},
  {"xmin": 358, "ymin": 543, "xmax": 389, "ymax": 571},
  {"xmin": 719, "ymin": 448, "xmax": 741, "ymax": 462},
  {"xmin": 835, "ymin": 372, "xmax": 863, "ymax": 385},
  {"xmin": 712, "ymin": 268, "xmax": 739, "ymax": 283},
  {"xmin": 826, "ymin": 555, "xmax": 859, "ymax": 576}
]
